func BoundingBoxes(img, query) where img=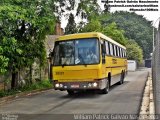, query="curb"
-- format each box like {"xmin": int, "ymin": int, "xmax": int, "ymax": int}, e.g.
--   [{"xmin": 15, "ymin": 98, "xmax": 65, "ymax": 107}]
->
[
  {"xmin": 0, "ymin": 88, "xmax": 53, "ymax": 105},
  {"xmin": 139, "ymin": 71, "xmax": 155, "ymax": 119},
  {"xmin": 149, "ymin": 73, "xmax": 155, "ymax": 115}
]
